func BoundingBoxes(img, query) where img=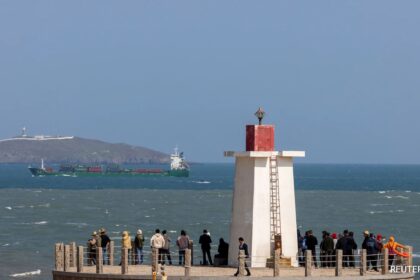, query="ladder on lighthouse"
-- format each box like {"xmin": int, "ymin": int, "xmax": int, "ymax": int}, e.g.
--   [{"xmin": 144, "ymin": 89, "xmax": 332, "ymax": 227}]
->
[{"xmin": 269, "ymin": 155, "xmax": 281, "ymax": 244}]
